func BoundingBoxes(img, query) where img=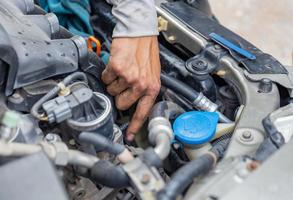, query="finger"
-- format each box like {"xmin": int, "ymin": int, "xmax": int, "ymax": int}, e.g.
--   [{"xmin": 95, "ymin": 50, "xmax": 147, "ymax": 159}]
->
[
  {"xmin": 126, "ymin": 94, "xmax": 157, "ymax": 141},
  {"xmin": 106, "ymin": 78, "xmax": 129, "ymax": 96},
  {"xmin": 115, "ymin": 86, "xmax": 145, "ymax": 110},
  {"xmin": 101, "ymin": 67, "xmax": 117, "ymax": 85}
]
